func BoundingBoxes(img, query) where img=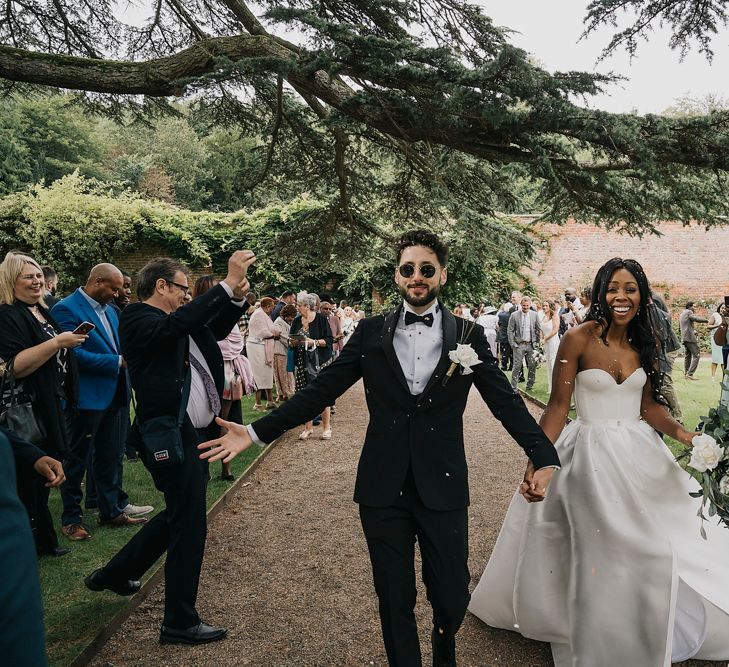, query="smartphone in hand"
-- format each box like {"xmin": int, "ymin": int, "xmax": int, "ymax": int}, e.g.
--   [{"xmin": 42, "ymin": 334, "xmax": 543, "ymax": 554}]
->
[{"xmin": 73, "ymin": 321, "xmax": 96, "ymax": 335}]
